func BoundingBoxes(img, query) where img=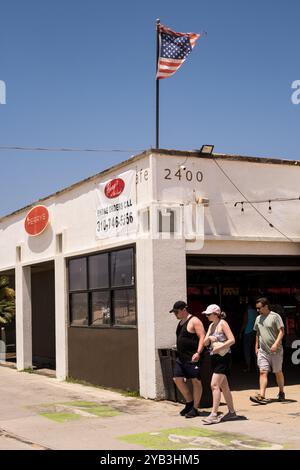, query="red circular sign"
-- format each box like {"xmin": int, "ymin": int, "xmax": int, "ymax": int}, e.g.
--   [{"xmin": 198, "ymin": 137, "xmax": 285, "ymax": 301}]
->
[
  {"xmin": 24, "ymin": 205, "xmax": 49, "ymax": 236},
  {"xmin": 104, "ymin": 178, "xmax": 125, "ymax": 199}
]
